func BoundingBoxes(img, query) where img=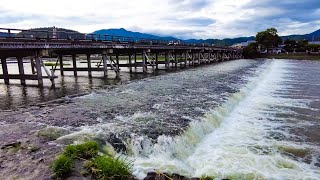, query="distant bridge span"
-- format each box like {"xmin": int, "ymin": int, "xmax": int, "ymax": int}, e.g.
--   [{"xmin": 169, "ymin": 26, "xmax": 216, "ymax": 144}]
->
[{"xmin": 0, "ymin": 27, "xmax": 243, "ymax": 86}]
